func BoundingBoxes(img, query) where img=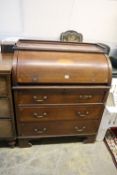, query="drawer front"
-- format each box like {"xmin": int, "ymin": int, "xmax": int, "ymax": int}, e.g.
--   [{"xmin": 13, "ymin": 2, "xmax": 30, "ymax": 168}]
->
[
  {"xmin": 19, "ymin": 120, "xmax": 99, "ymax": 137},
  {"xmin": 0, "ymin": 119, "xmax": 13, "ymax": 137},
  {"xmin": 0, "ymin": 98, "xmax": 11, "ymax": 118},
  {"xmin": 18, "ymin": 105, "xmax": 104, "ymax": 122},
  {"xmin": 0, "ymin": 76, "xmax": 8, "ymax": 96},
  {"xmin": 16, "ymin": 89, "xmax": 106, "ymax": 105}
]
